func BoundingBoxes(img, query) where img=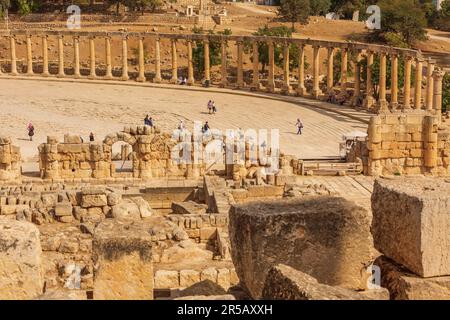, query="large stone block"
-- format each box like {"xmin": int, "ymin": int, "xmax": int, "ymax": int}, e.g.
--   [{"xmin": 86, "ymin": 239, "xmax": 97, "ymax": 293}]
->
[
  {"xmin": 372, "ymin": 178, "xmax": 450, "ymax": 277},
  {"xmin": 81, "ymin": 194, "xmax": 108, "ymax": 208},
  {"xmin": 375, "ymin": 255, "xmax": 450, "ymax": 300},
  {"xmin": 93, "ymin": 218, "xmax": 153, "ymax": 300},
  {"xmin": 262, "ymin": 264, "xmax": 372, "ymax": 300},
  {"xmin": 0, "ymin": 217, "xmax": 43, "ymax": 299},
  {"xmin": 229, "ymin": 197, "xmax": 374, "ymax": 299}
]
